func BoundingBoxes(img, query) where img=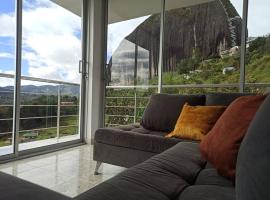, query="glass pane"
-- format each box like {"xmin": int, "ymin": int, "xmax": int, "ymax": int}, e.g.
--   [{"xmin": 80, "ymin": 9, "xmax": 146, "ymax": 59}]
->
[
  {"xmin": 162, "ymin": 0, "xmax": 243, "ymax": 94},
  {"xmin": 19, "ymin": 0, "xmax": 82, "ymax": 151},
  {"xmin": 0, "ymin": 0, "xmax": 16, "ymax": 156},
  {"xmin": 105, "ymin": 0, "xmax": 161, "ymax": 127},
  {"xmin": 245, "ymin": 0, "xmax": 270, "ymax": 93}
]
